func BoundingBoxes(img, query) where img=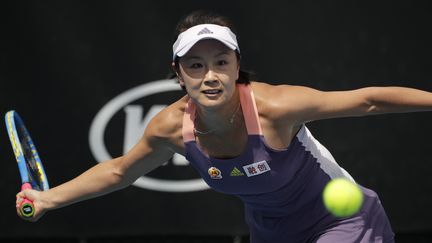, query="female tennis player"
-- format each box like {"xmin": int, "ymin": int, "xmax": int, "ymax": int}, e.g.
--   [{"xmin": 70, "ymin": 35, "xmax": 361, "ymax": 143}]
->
[{"xmin": 16, "ymin": 10, "xmax": 432, "ymax": 243}]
